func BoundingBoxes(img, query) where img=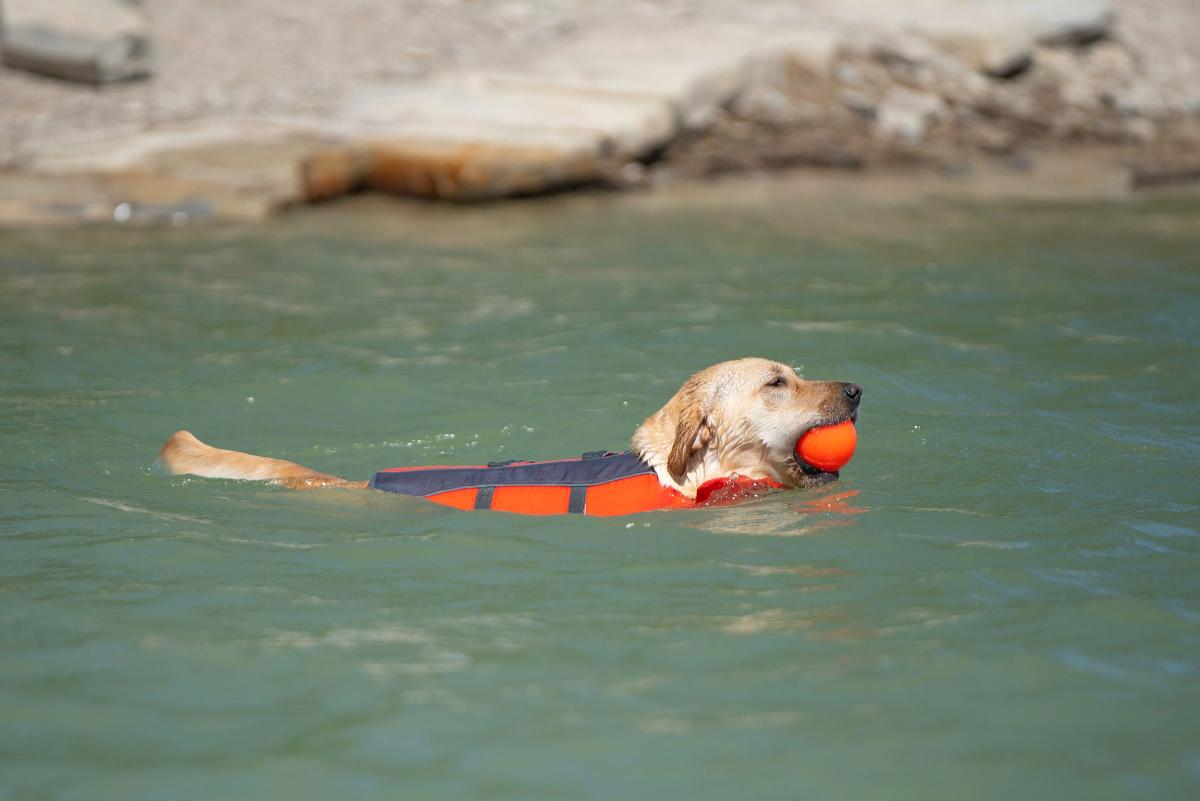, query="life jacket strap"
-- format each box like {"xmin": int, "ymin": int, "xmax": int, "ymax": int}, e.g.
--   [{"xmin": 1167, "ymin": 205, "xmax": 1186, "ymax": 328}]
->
[
  {"xmin": 474, "ymin": 485, "xmax": 496, "ymax": 510},
  {"xmin": 568, "ymin": 485, "xmax": 587, "ymax": 513}
]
